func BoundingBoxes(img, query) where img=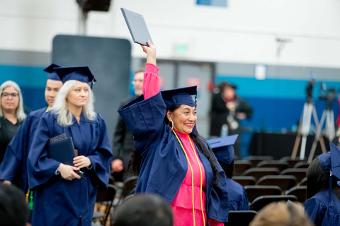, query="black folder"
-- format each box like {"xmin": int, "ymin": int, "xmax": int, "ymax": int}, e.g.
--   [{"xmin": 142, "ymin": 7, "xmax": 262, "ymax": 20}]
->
[
  {"xmin": 48, "ymin": 133, "xmax": 75, "ymax": 165},
  {"xmin": 121, "ymin": 8, "xmax": 153, "ymax": 46}
]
